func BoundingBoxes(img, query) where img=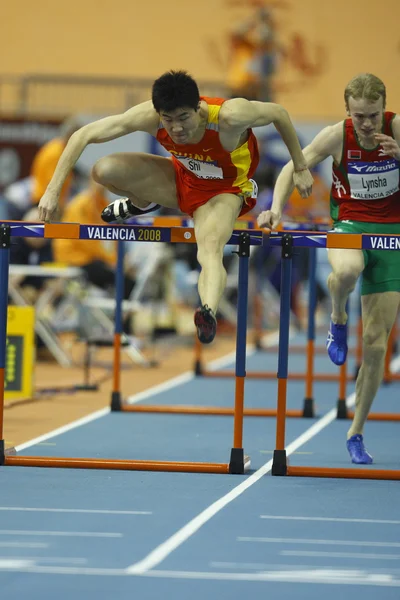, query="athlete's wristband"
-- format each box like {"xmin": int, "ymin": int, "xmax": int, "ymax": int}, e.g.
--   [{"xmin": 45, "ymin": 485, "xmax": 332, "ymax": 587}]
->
[{"xmin": 294, "ymin": 166, "xmax": 309, "ymax": 173}]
